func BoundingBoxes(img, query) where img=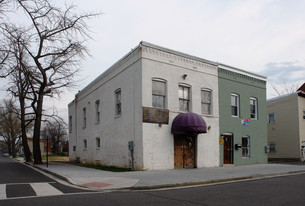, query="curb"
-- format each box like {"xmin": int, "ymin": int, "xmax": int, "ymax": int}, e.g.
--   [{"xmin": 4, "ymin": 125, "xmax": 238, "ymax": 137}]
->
[
  {"xmin": 24, "ymin": 162, "xmax": 74, "ymax": 185},
  {"xmin": 130, "ymin": 171, "xmax": 305, "ymax": 190},
  {"xmin": 17, "ymin": 159, "xmax": 305, "ymax": 191},
  {"xmin": 130, "ymin": 176, "xmax": 253, "ymax": 190}
]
